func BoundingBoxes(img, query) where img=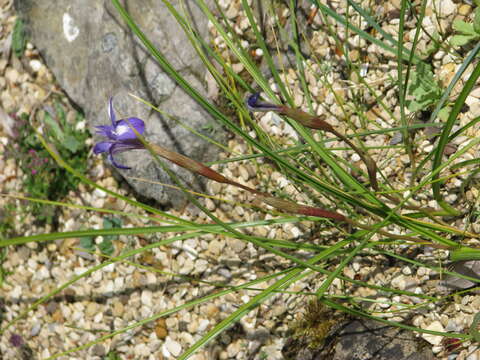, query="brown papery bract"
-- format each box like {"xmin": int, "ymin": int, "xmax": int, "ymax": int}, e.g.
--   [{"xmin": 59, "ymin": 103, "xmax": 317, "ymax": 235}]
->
[{"xmin": 149, "ymin": 143, "xmax": 345, "ymax": 221}]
